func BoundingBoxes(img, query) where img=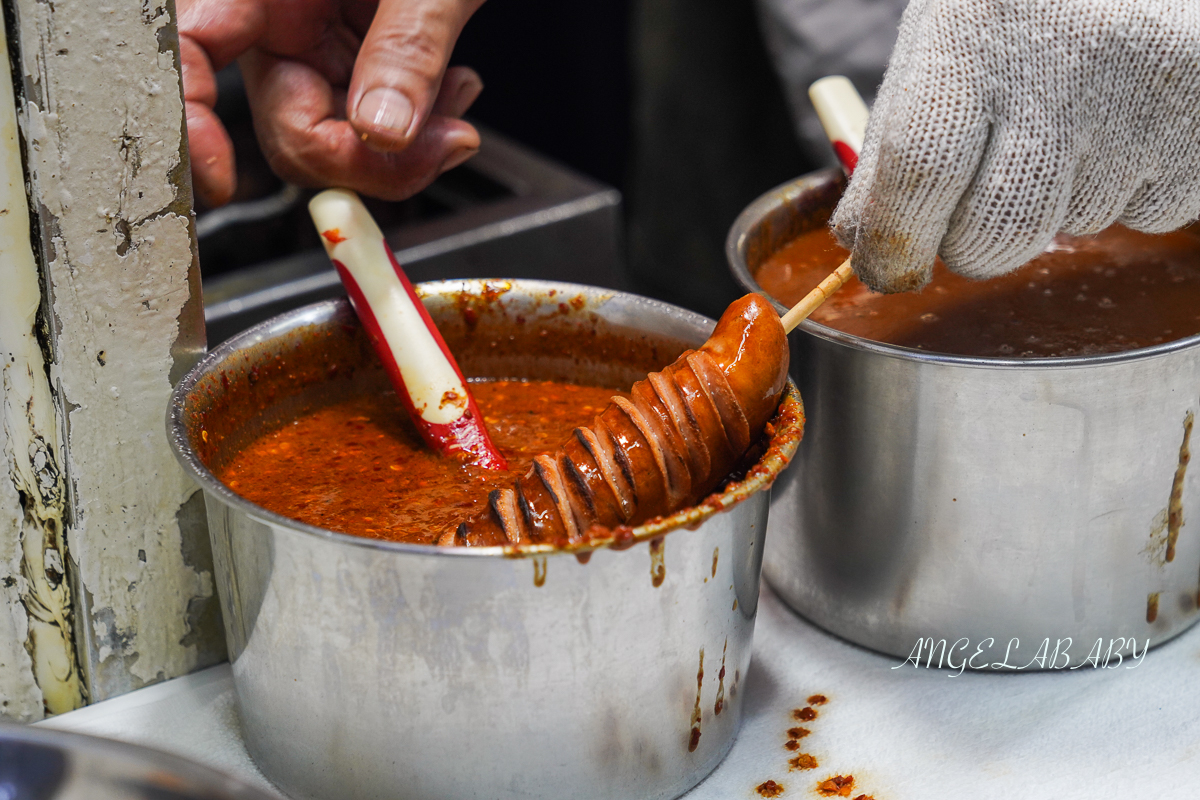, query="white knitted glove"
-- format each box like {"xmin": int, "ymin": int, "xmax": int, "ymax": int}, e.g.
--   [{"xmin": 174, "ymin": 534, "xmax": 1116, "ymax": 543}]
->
[{"xmin": 832, "ymin": 0, "xmax": 1200, "ymax": 293}]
